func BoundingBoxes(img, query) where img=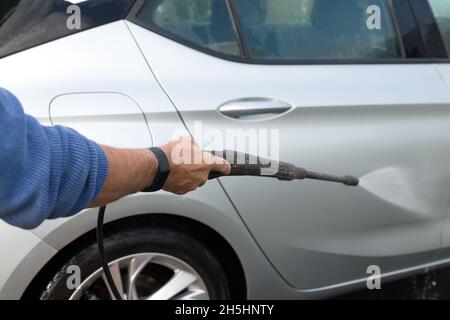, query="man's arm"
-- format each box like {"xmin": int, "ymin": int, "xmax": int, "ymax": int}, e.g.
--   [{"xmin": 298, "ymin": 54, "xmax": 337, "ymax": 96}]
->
[
  {"xmin": 91, "ymin": 138, "xmax": 231, "ymax": 207},
  {"xmin": 89, "ymin": 146, "xmax": 158, "ymax": 208},
  {"xmin": 0, "ymin": 88, "xmax": 229, "ymax": 229},
  {"xmin": 0, "ymin": 87, "xmax": 109, "ymax": 229}
]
